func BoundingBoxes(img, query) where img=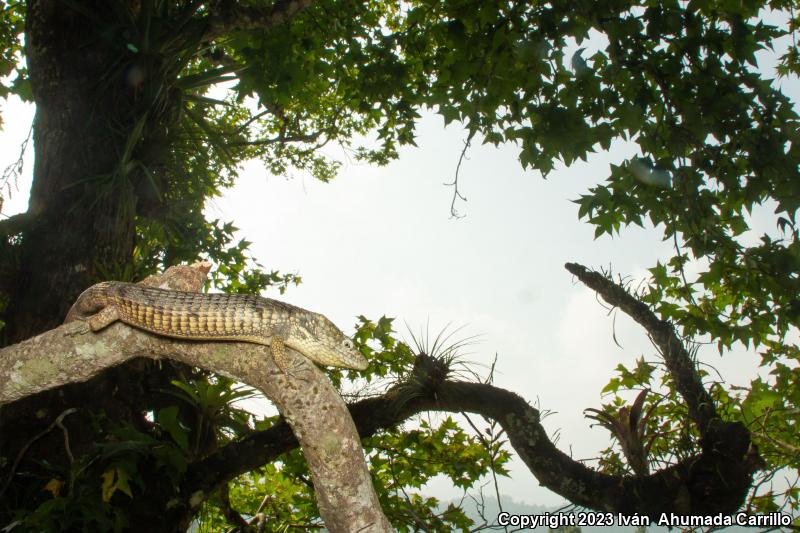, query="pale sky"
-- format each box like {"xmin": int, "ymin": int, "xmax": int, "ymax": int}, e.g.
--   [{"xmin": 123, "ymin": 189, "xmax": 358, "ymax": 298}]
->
[{"xmin": 1, "ymin": 30, "xmax": 797, "ymax": 508}]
